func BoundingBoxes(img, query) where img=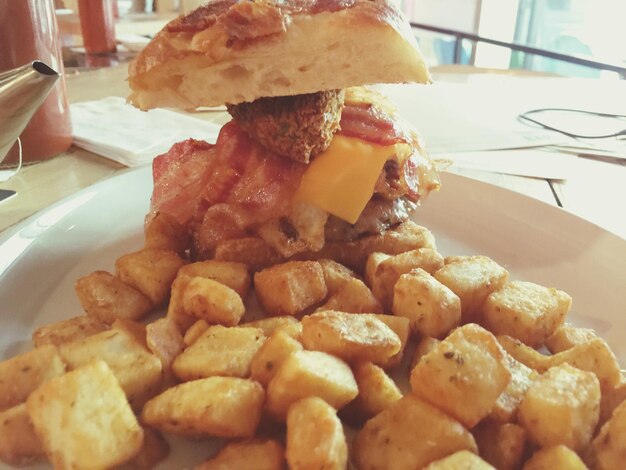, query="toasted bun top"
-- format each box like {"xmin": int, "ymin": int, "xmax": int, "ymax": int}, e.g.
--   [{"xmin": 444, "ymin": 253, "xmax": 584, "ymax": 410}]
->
[{"xmin": 128, "ymin": 0, "xmax": 431, "ymax": 110}]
